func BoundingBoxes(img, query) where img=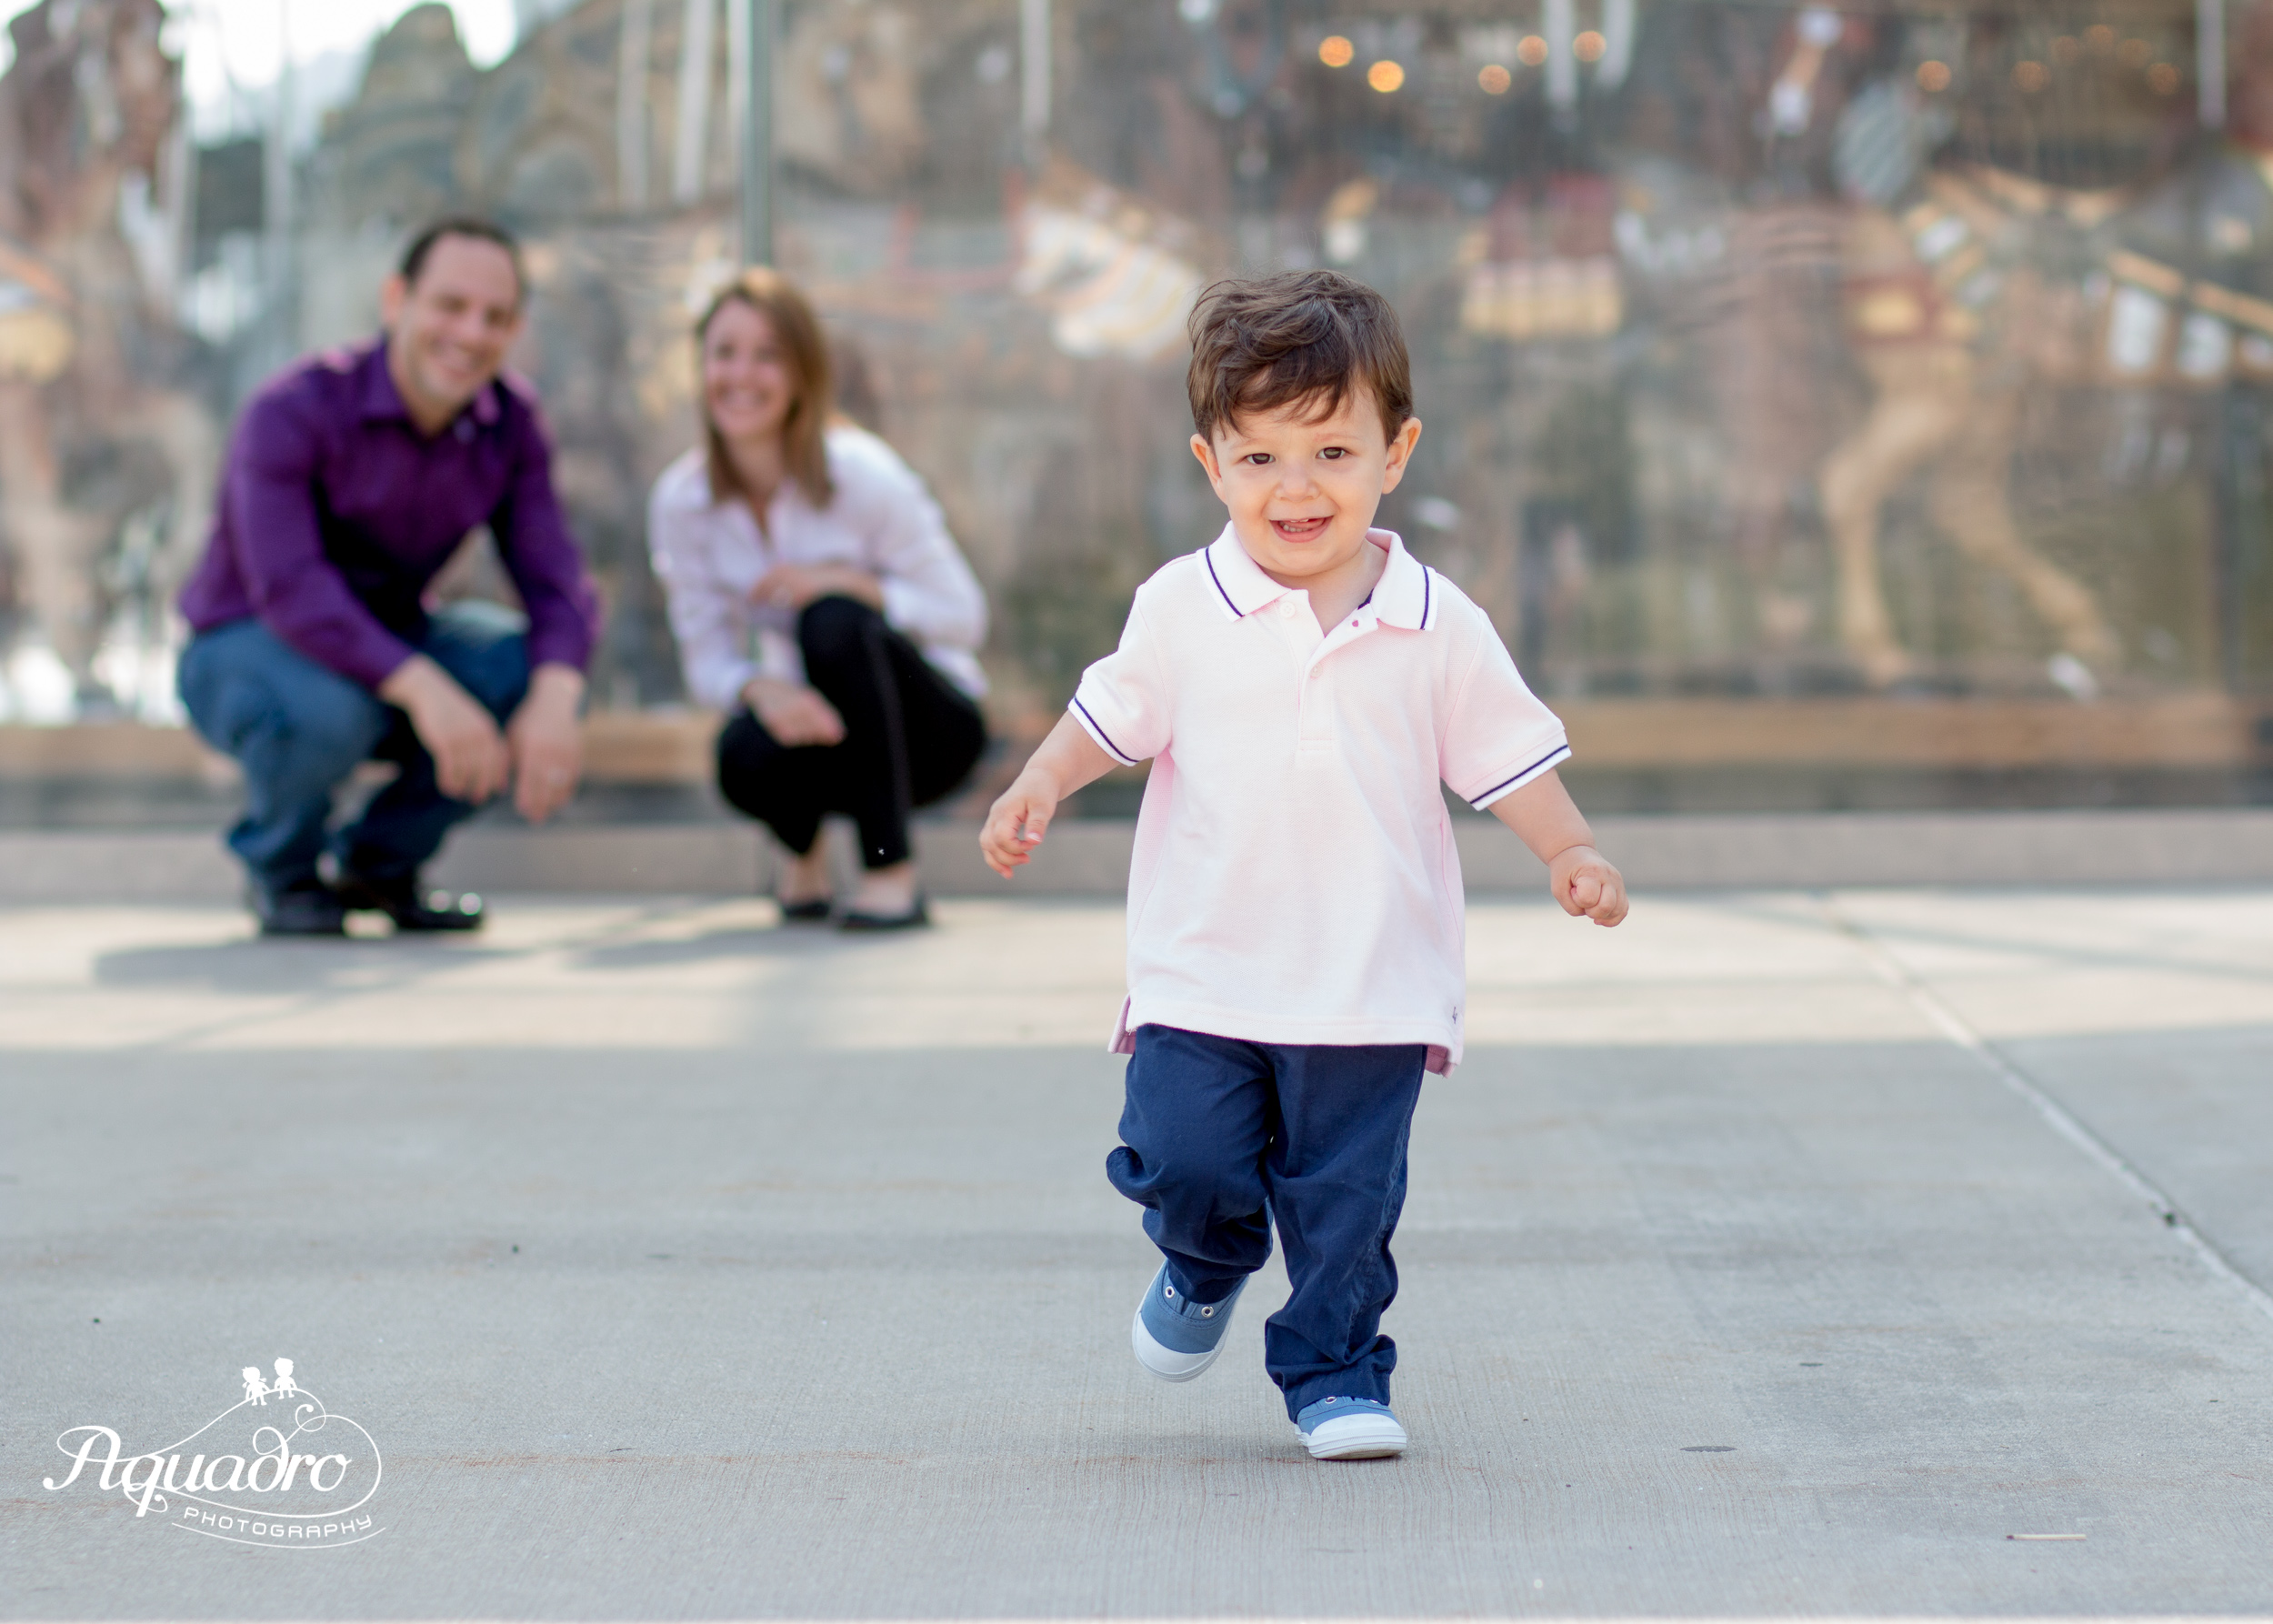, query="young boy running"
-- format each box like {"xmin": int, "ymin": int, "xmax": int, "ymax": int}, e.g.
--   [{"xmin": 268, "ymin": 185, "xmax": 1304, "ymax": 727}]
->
[{"xmin": 980, "ymin": 270, "xmax": 1628, "ymax": 1461}]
